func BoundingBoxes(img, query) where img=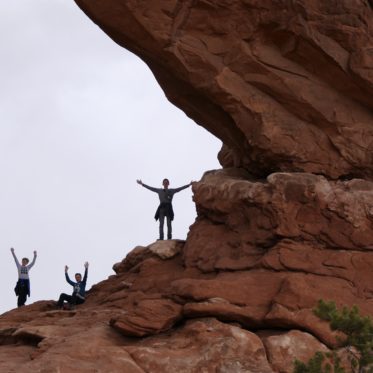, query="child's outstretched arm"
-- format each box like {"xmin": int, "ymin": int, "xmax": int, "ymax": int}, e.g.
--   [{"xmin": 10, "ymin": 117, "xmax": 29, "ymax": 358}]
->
[
  {"xmin": 137, "ymin": 180, "xmax": 159, "ymax": 193},
  {"xmin": 10, "ymin": 248, "xmax": 20, "ymax": 268},
  {"xmin": 64, "ymin": 265, "xmax": 75, "ymax": 286},
  {"xmin": 82, "ymin": 262, "xmax": 89, "ymax": 283},
  {"xmin": 27, "ymin": 250, "xmax": 37, "ymax": 269},
  {"xmin": 172, "ymin": 182, "xmax": 194, "ymax": 193}
]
